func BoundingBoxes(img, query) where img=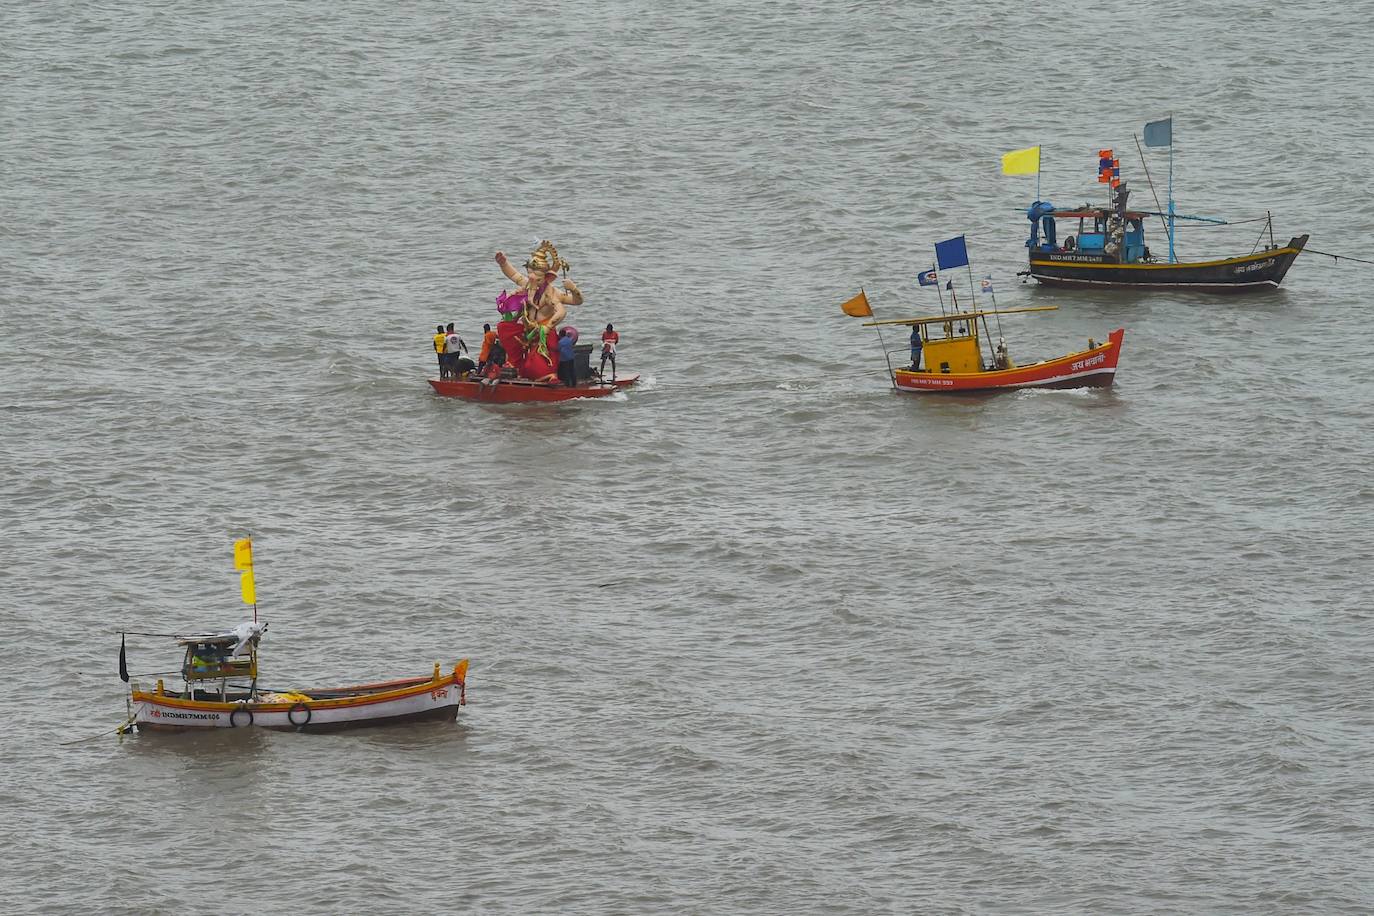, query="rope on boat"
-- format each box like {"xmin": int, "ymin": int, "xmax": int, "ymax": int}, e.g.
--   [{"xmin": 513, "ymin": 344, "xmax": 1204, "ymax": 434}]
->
[
  {"xmin": 1303, "ymin": 247, "xmax": 1374, "ymax": 266},
  {"xmin": 60, "ymin": 712, "xmax": 139, "ymax": 745}
]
